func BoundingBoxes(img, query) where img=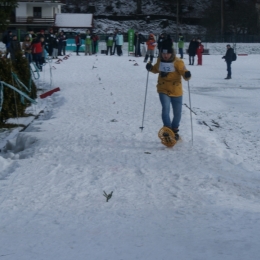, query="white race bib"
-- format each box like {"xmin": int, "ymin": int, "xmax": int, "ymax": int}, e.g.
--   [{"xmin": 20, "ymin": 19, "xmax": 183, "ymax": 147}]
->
[
  {"xmin": 108, "ymin": 37, "xmax": 113, "ymax": 40},
  {"xmin": 87, "ymin": 36, "xmax": 91, "ymax": 39},
  {"xmin": 159, "ymin": 62, "xmax": 175, "ymax": 72}
]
